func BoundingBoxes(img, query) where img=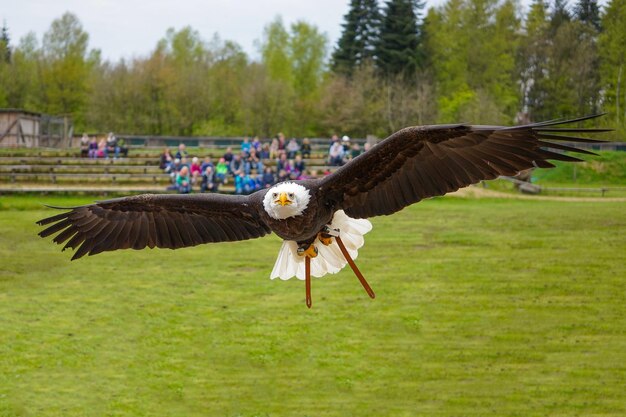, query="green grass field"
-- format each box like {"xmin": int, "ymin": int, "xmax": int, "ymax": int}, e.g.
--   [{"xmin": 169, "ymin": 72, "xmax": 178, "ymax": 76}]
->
[{"xmin": 1, "ymin": 195, "xmax": 625, "ymax": 416}]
